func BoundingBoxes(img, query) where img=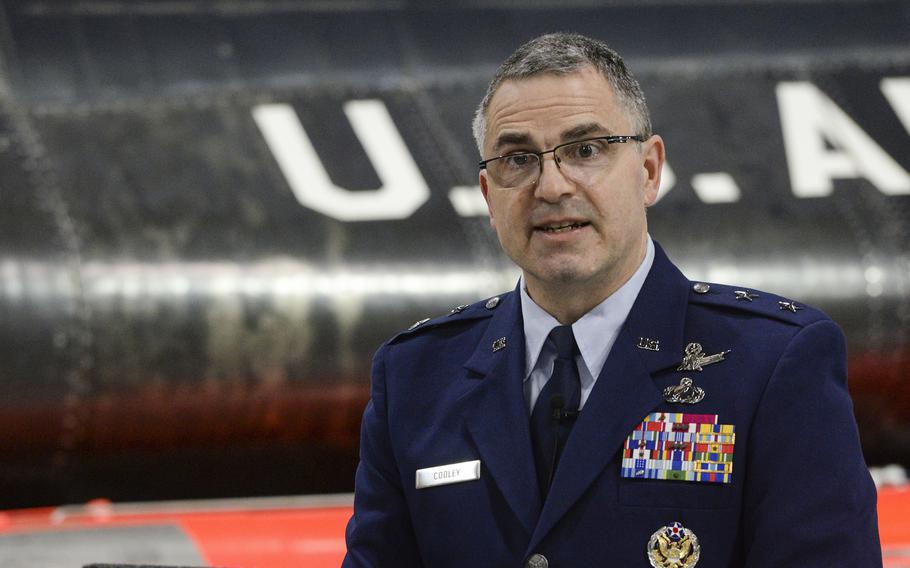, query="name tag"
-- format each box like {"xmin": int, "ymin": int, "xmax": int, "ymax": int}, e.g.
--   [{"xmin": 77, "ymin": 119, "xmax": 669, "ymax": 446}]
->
[{"xmin": 415, "ymin": 460, "xmax": 481, "ymax": 489}]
